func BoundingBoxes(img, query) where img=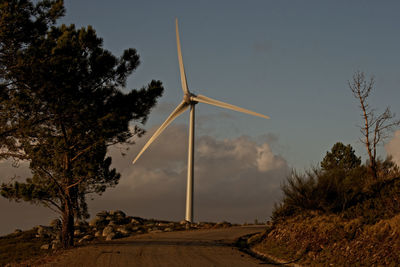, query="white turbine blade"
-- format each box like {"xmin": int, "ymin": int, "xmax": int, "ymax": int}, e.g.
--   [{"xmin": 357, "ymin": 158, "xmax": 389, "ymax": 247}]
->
[
  {"xmin": 175, "ymin": 18, "xmax": 189, "ymax": 94},
  {"xmin": 132, "ymin": 101, "xmax": 189, "ymax": 164},
  {"xmin": 192, "ymin": 94, "xmax": 270, "ymax": 119}
]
